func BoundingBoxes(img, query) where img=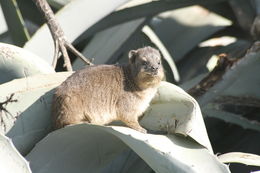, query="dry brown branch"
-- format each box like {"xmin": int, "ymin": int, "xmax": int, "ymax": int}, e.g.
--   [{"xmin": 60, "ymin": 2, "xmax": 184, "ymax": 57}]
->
[
  {"xmin": 188, "ymin": 54, "xmax": 237, "ymax": 98},
  {"xmin": 0, "ymin": 93, "xmax": 17, "ymax": 113},
  {"xmin": 33, "ymin": 0, "xmax": 93, "ymax": 71},
  {"xmin": 0, "ymin": 94, "xmax": 18, "ymax": 130},
  {"xmin": 188, "ymin": 41, "xmax": 260, "ymax": 102}
]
